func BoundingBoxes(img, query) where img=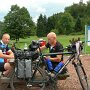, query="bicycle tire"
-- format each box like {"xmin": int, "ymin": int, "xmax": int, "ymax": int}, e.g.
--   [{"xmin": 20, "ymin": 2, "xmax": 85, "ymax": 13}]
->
[
  {"xmin": 44, "ymin": 78, "xmax": 58, "ymax": 90},
  {"xmin": 75, "ymin": 63, "xmax": 89, "ymax": 90},
  {"xmin": 11, "ymin": 67, "xmax": 46, "ymax": 90},
  {"xmin": 28, "ymin": 67, "xmax": 46, "ymax": 90},
  {"xmin": 40, "ymin": 66, "xmax": 58, "ymax": 90}
]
